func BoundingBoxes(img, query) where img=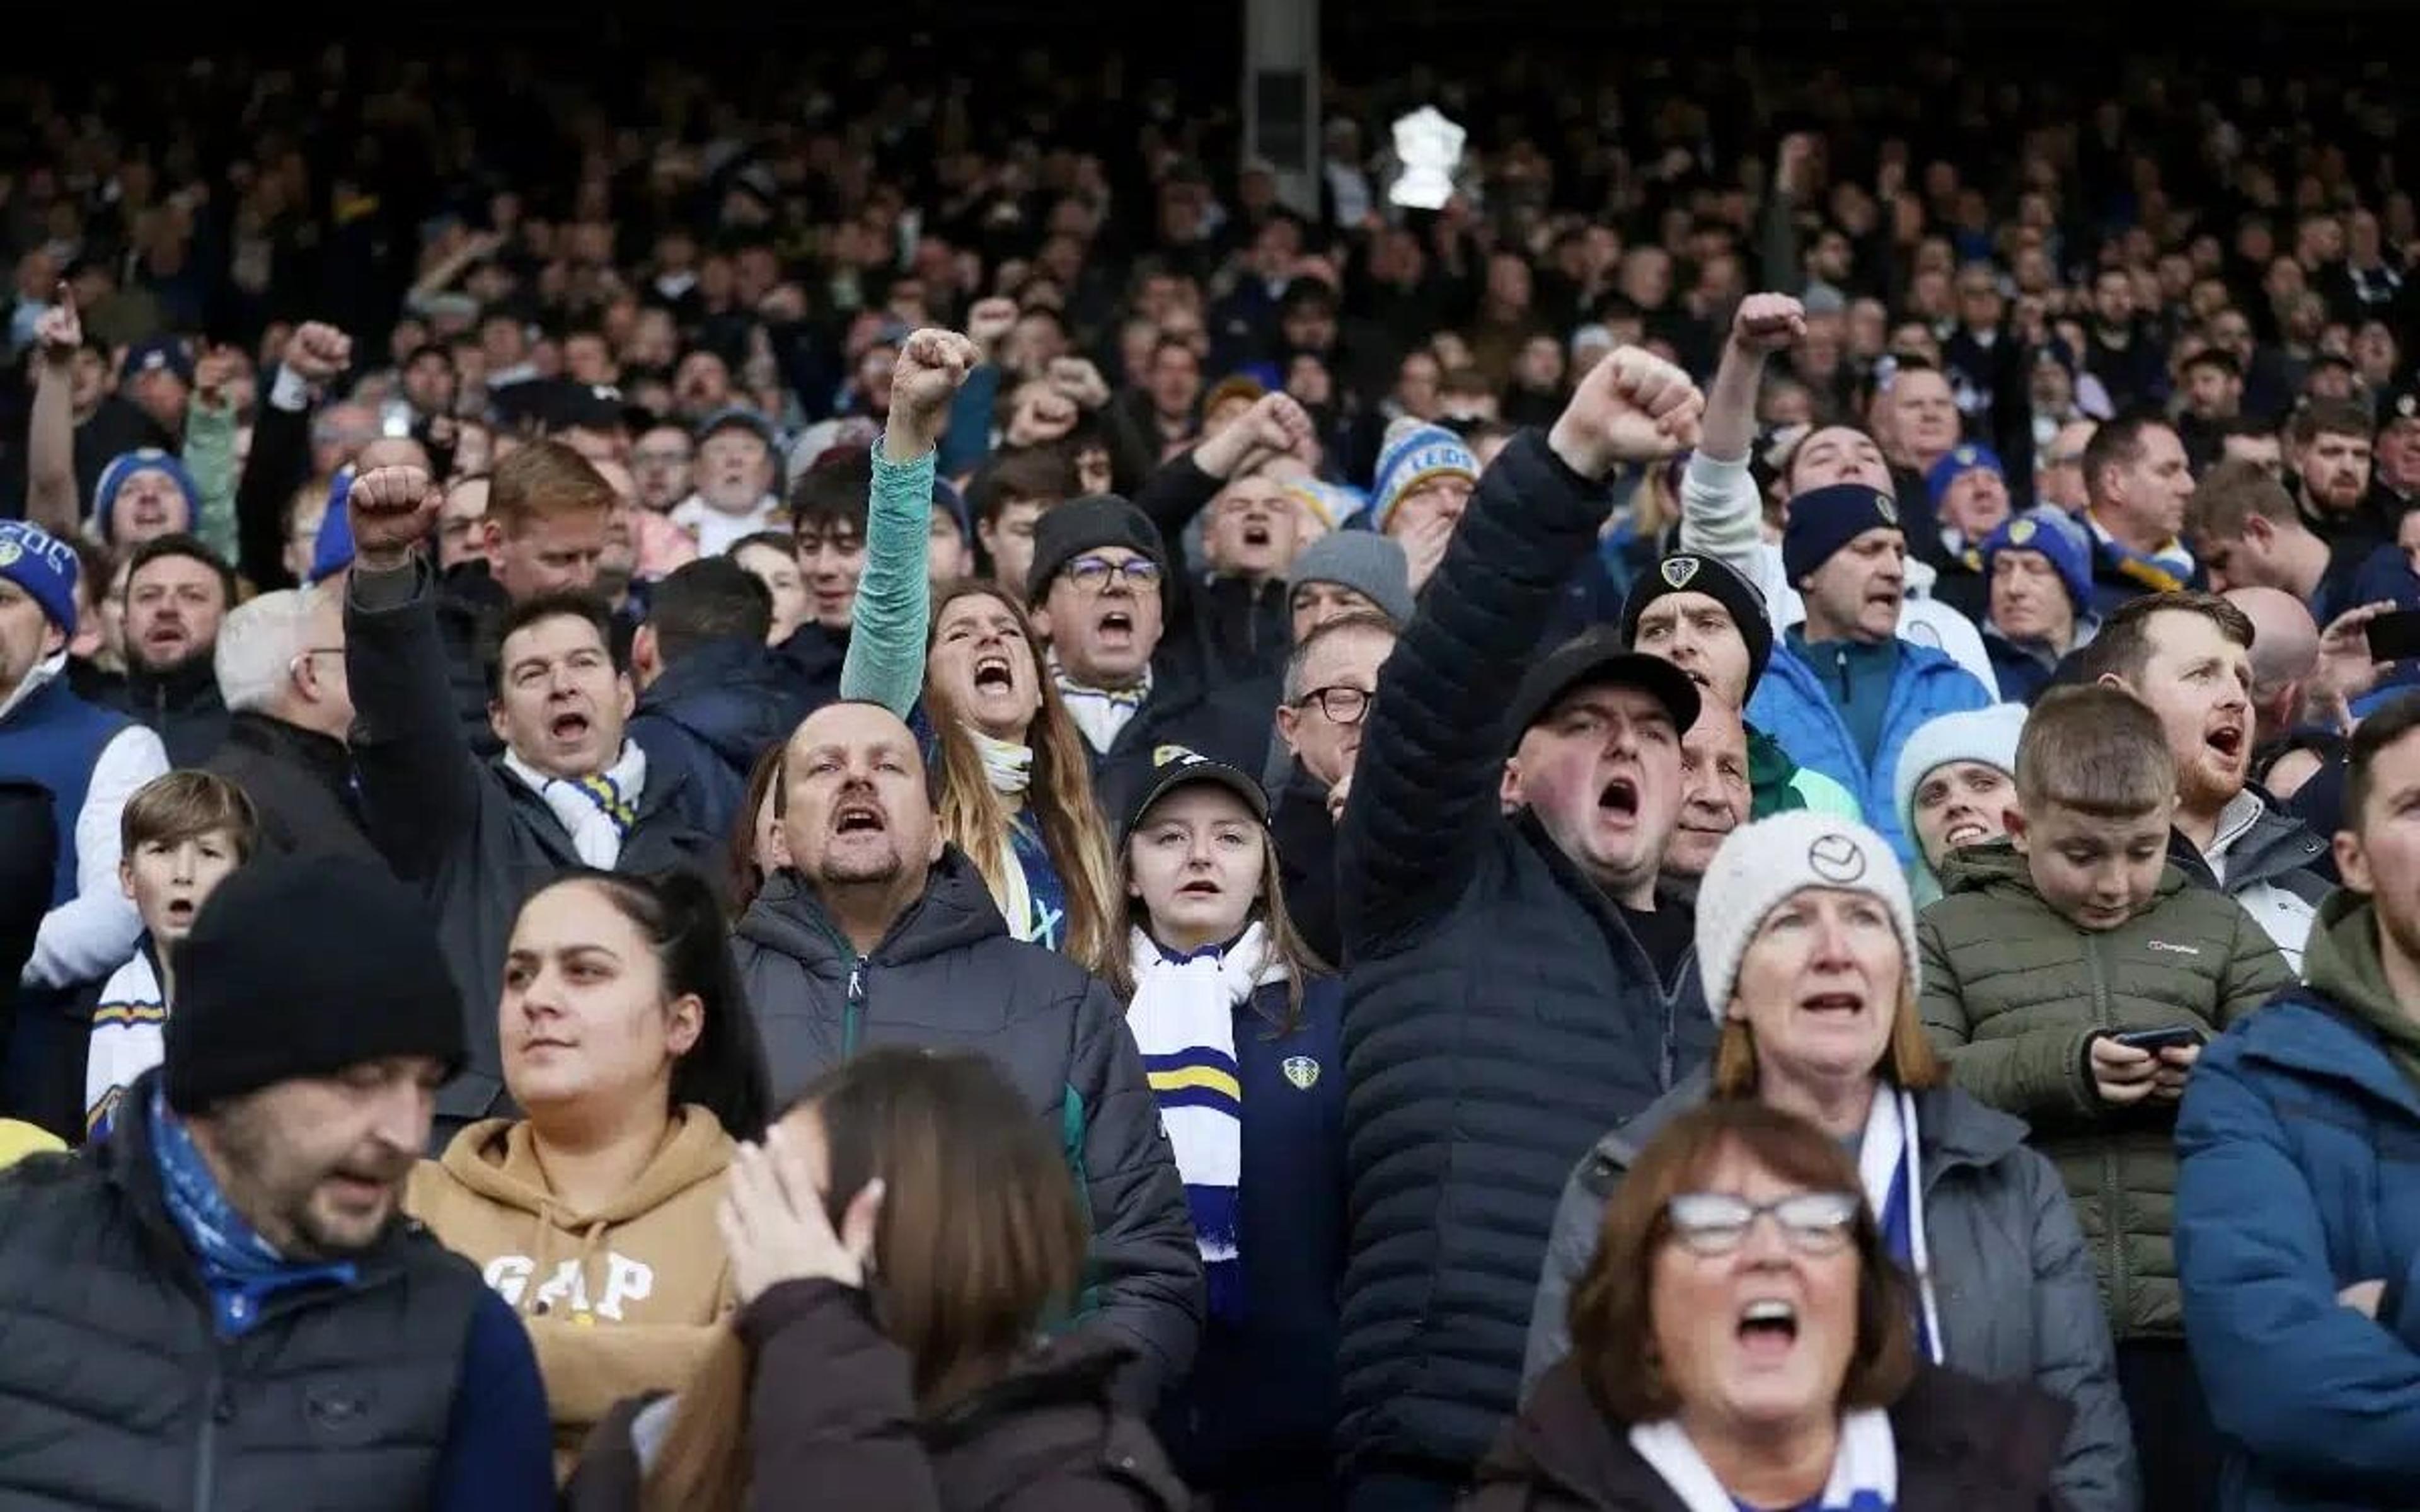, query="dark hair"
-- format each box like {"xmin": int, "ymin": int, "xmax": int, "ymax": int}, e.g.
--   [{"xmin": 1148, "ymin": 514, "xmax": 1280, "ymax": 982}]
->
[
  {"xmin": 643, "ymin": 1048, "xmax": 1085, "ymax": 1510},
  {"xmin": 966, "ymin": 445, "xmax": 1078, "ymax": 527},
  {"xmin": 2184, "ymin": 459, "xmax": 2300, "ymax": 543},
  {"xmin": 788, "ymin": 449, "xmax": 872, "ymax": 539},
  {"xmin": 650, "ymin": 558, "xmax": 772, "ymax": 665},
  {"xmin": 125, "ymin": 534, "xmax": 237, "ymax": 609},
  {"xmin": 2017, "ymin": 684, "xmax": 2175, "ymax": 818},
  {"xmin": 2291, "ymin": 397, "xmax": 2374, "ymax": 447},
  {"xmin": 2070, "ymin": 590, "xmax": 2254, "ymax": 688},
  {"xmin": 2346, "ymin": 692, "xmax": 2420, "ymax": 830},
  {"xmin": 1569, "ymin": 1101, "xmax": 1915, "ymax": 1424},
  {"xmin": 482, "ymin": 590, "xmax": 623, "ymax": 697},
  {"xmin": 521, "ymin": 868, "xmax": 770, "ymax": 1141},
  {"xmin": 727, "ymin": 529, "xmax": 796, "ymax": 563},
  {"xmin": 2080, "ymin": 411, "xmax": 2177, "ymax": 507},
  {"xmin": 66, "ymin": 534, "xmax": 114, "ymax": 609}
]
